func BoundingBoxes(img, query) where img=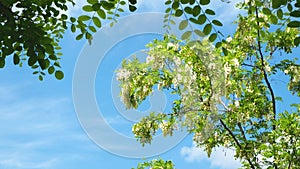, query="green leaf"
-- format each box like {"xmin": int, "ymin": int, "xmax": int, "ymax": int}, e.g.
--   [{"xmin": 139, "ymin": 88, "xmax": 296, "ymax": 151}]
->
[
  {"xmin": 277, "ymin": 9, "xmax": 283, "ymax": 19},
  {"xmin": 89, "ymin": 26, "xmax": 97, "ymax": 33},
  {"xmin": 87, "ymin": 0, "xmax": 98, "ymax": 4},
  {"xmin": 28, "ymin": 56, "xmax": 37, "ymax": 66},
  {"xmin": 290, "ymin": 10, "xmax": 300, "ymax": 17},
  {"xmin": 83, "ymin": 5, "xmax": 93, "ymax": 12},
  {"xmin": 198, "ymin": 14, "xmax": 206, "ymax": 24},
  {"xmin": 205, "ymin": 9, "xmax": 215, "ymax": 15},
  {"xmin": 272, "ymin": 0, "xmax": 282, "ymax": 9},
  {"xmin": 129, "ymin": 0, "xmax": 137, "ymax": 5},
  {"xmin": 200, "ymin": 0, "xmax": 210, "ymax": 5},
  {"xmin": 97, "ymin": 9, "xmax": 106, "ymax": 19},
  {"xmin": 38, "ymin": 75, "xmax": 43, "ymax": 81},
  {"xmin": 0, "ymin": 57, "xmax": 5, "ymax": 68},
  {"xmin": 129, "ymin": 5, "xmax": 137, "ymax": 12},
  {"xmin": 93, "ymin": 17, "xmax": 101, "ymax": 28},
  {"xmin": 294, "ymin": 37, "xmax": 300, "ymax": 46},
  {"xmin": 48, "ymin": 66, "xmax": 55, "ymax": 74},
  {"xmin": 55, "ymin": 70, "xmax": 64, "ymax": 80},
  {"xmin": 262, "ymin": 8, "xmax": 271, "ymax": 15},
  {"xmin": 222, "ymin": 47, "xmax": 228, "ymax": 56},
  {"xmin": 270, "ymin": 15, "xmax": 278, "ymax": 24},
  {"xmin": 209, "ymin": 33, "xmax": 217, "ymax": 42},
  {"xmin": 71, "ymin": 24, "xmax": 76, "ymax": 33},
  {"xmin": 203, "ymin": 23, "xmax": 212, "ymax": 35},
  {"xmin": 179, "ymin": 20, "xmax": 188, "ymax": 30},
  {"xmin": 70, "ymin": 17, "xmax": 76, "ymax": 22},
  {"xmin": 172, "ymin": 2, "xmax": 179, "ymax": 9},
  {"xmin": 13, "ymin": 53, "xmax": 20, "ymax": 65},
  {"xmin": 76, "ymin": 34, "xmax": 84, "ymax": 40},
  {"xmin": 215, "ymin": 42, "xmax": 222, "ymax": 48},
  {"xmin": 175, "ymin": 9, "xmax": 183, "ymax": 17},
  {"xmin": 194, "ymin": 29, "xmax": 205, "ymax": 37},
  {"xmin": 287, "ymin": 21, "xmax": 300, "ymax": 27},
  {"xmin": 212, "ymin": 20, "xmax": 223, "ymax": 26},
  {"xmin": 78, "ymin": 15, "xmax": 91, "ymax": 21},
  {"xmin": 181, "ymin": 31, "xmax": 192, "ymax": 40},
  {"xmin": 92, "ymin": 3, "xmax": 101, "ymax": 11},
  {"xmin": 193, "ymin": 5, "xmax": 201, "ymax": 17}
]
